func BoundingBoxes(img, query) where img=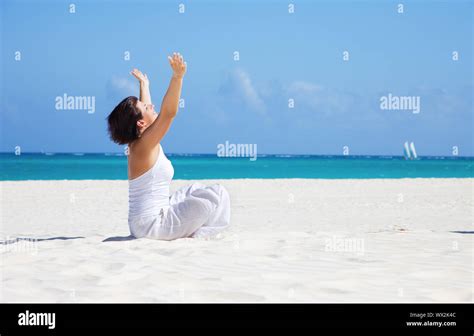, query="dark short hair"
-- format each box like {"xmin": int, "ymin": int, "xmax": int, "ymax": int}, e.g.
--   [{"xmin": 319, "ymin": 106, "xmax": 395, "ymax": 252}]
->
[{"xmin": 106, "ymin": 96, "xmax": 142, "ymax": 145}]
